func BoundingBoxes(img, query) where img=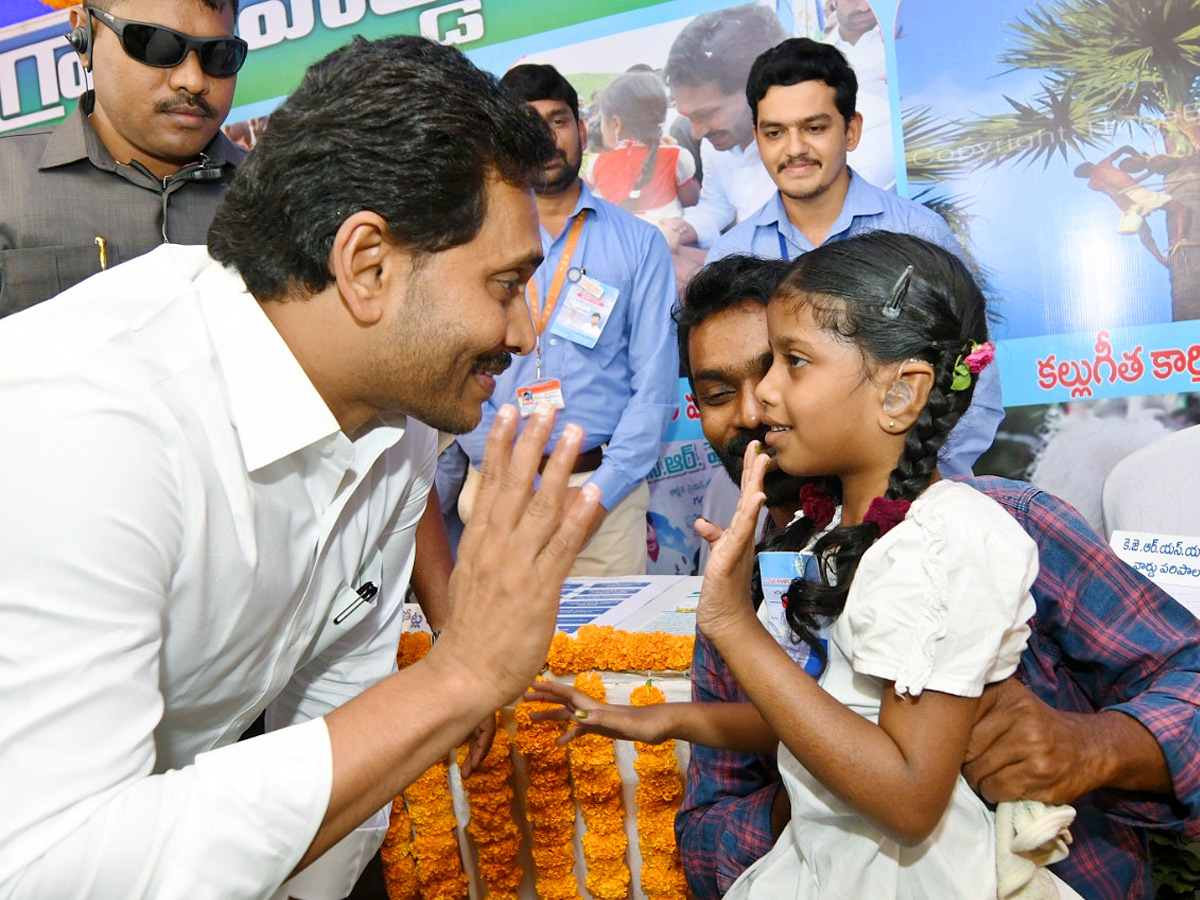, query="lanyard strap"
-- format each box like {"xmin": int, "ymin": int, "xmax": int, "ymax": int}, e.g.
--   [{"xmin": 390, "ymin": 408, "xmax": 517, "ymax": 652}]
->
[
  {"xmin": 777, "ymin": 229, "xmax": 790, "ymax": 262},
  {"xmin": 528, "ymin": 210, "xmax": 588, "ymax": 336}
]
